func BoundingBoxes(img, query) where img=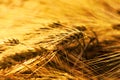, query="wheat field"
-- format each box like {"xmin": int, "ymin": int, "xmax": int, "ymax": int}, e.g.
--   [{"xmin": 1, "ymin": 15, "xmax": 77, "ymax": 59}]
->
[{"xmin": 0, "ymin": 0, "xmax": 120, "ymax": 80}]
